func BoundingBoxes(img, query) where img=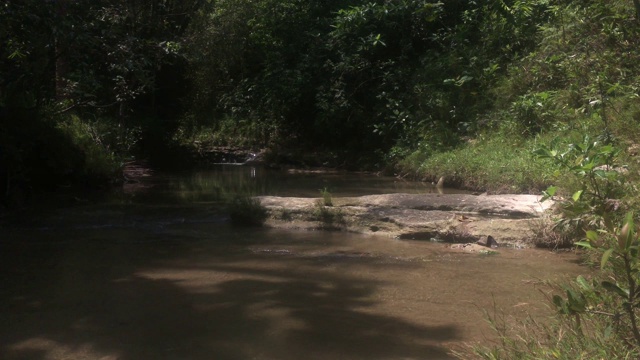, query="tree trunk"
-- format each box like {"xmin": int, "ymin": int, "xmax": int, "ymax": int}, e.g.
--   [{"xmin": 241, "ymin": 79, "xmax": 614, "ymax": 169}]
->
[{"xmin": 54, "ymin": 0, "xmax": 70, "ymax": 101}]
